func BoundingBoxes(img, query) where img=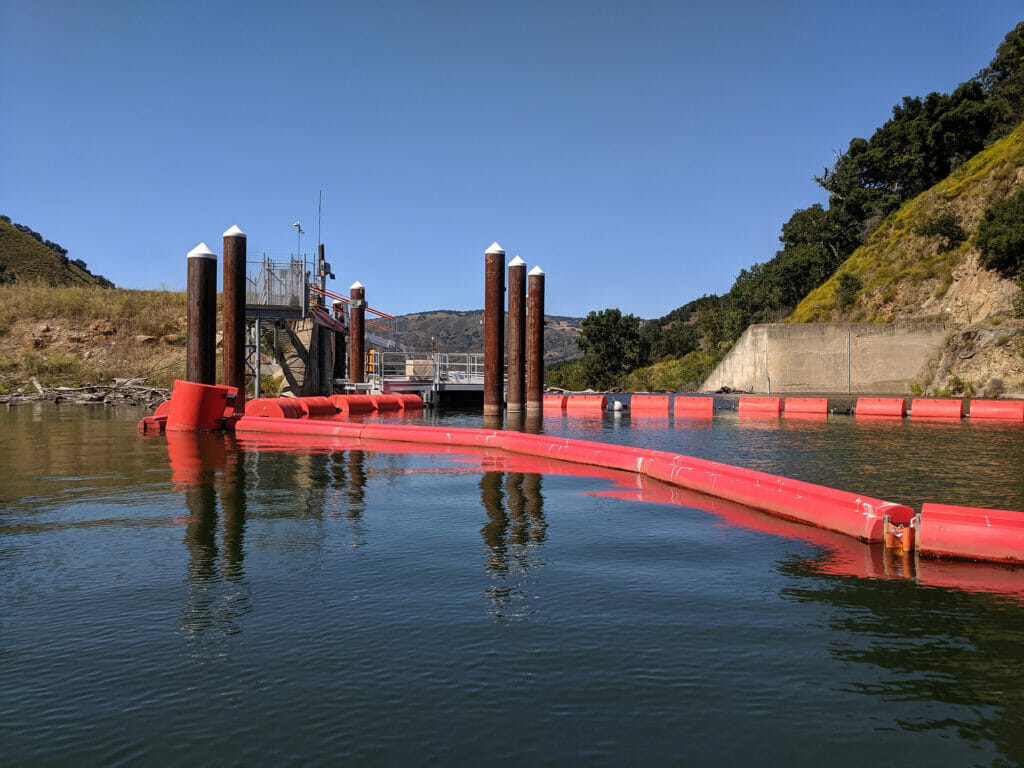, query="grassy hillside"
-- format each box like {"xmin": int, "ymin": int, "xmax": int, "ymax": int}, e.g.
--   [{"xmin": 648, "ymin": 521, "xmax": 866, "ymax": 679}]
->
[
  {"xmin": 0, "ymin": 283, "xmax": 188, "ymax": 393},
  {"xmin": 0, "ymin": 219, "xmax": 111, "ymax": 287},
  {"xmin": 791, "ymin": 120, "xmax": 1024, "ymax": 324}
]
